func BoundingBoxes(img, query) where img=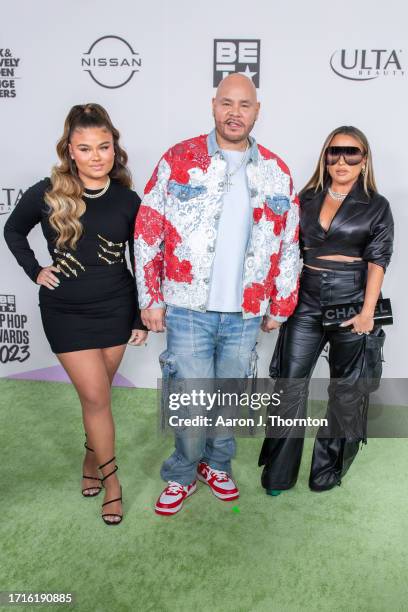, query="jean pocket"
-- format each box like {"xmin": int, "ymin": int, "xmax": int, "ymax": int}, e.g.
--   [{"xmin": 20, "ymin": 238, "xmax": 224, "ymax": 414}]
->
[
  {"xmin": 168, "ymin": 179, "xmax": 207, "ymax": 202},
  {"xmin": 265, "ymin": 194, "xmax": 290, "ymax": 215}
]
